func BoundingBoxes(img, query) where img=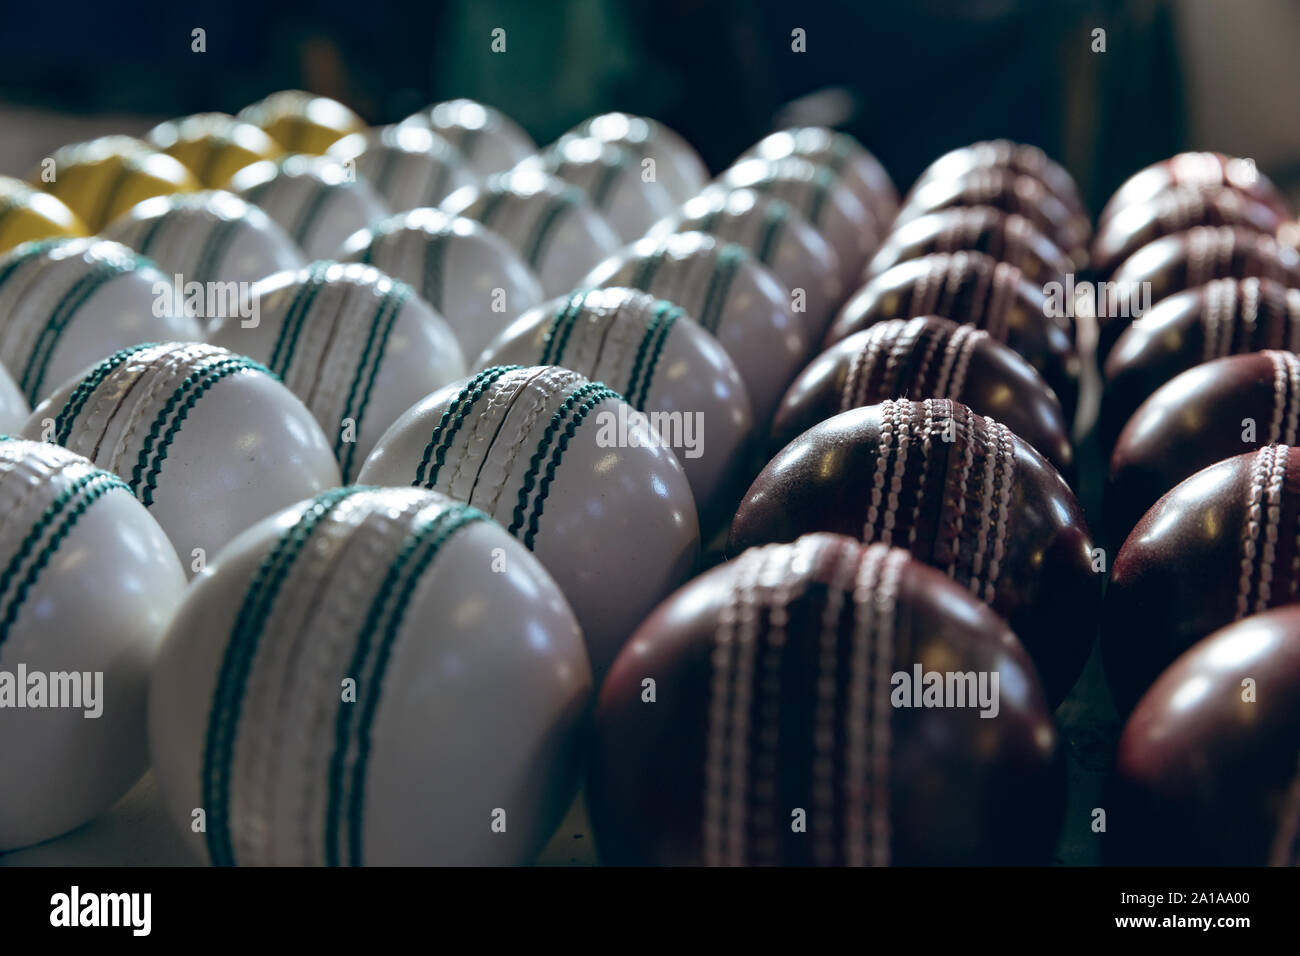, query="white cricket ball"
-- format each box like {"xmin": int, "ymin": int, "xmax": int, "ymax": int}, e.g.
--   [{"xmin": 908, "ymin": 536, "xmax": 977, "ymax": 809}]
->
[
  {"xmin": 100, "ymin": 191, "xmax": 305, "ymax": 327},
  {"xmin": 0, "ymin": 364, "xmax": 28, "ymax": 433},
  {"xmin": 650, "ymin": 186, "xmax": 844, "ymax": 339},
  {"xmin": 327, "ymin": 124, "xmax": 478, "ymax": 212},
  {"xmin": 149, "ymin": 486, "xmax": 590, "ymax": 865},
  {"xmin": 741, "ymin": 127, "xmax": 898, "ymax": 231},
  {"xmin": 0, "ymin": 237, "xmax": 202, "ymax": 405},
  {"xmin": 339, "ymin": 208, "xmax": 544, "ymax": 361},
  {"xmin": 21, "ymin": 341, "xmax": 340, "ymax": 576},
  {"xmin": 570, "ymin": 112, "xmax": 708, "ymax": 204},
  {"xmin": 531, "ymin": 135, "xmax": 678, "ymax": 243},
  {"xmin": 0, "ymin": 438, "xmax": 186, "ymax": 850},
  {"xmin": 402, "ymin": 99, "xmax": 536, "ymax": 178},
  {"xmin": 209, "ymin": 261, "xmax": 465, "ymax": 482},
  {"xmin": 583, "ymin": 232, "xmax": 809, "ymax": 426},
  {"xmin": 359, "ymin": 364, "xmax": 699, "ymax": 678},
  {"xmin": 441, "ymin": 169, "xmax": 620, "ymax": 298},
  {"xmin": 721, "ymin": 156, "xmax": 879, "ymax": 287},
  {"xmin": 477, "ymin": 287, "xmax": 753, "ymax": 516},
  {"xmin": 226, "ymin": 154, "xmax": 389, "ymax": 260}
]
